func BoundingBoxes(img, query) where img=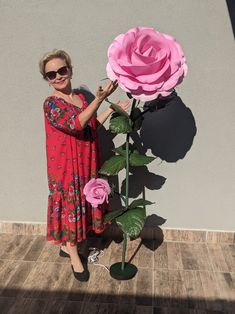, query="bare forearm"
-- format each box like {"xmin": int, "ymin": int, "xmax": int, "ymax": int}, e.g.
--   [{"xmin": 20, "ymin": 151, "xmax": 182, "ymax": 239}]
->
[
  {"xmin": 78, "ymin": 97, "xmax": 103, "ymax": 128},
  {"xmin": 97, "ymin": 107, "xmax": 113, "ymax": 125},
  {"xmin": 77, "ymin": 81, "xmax": 118, "ymax": 128}
]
